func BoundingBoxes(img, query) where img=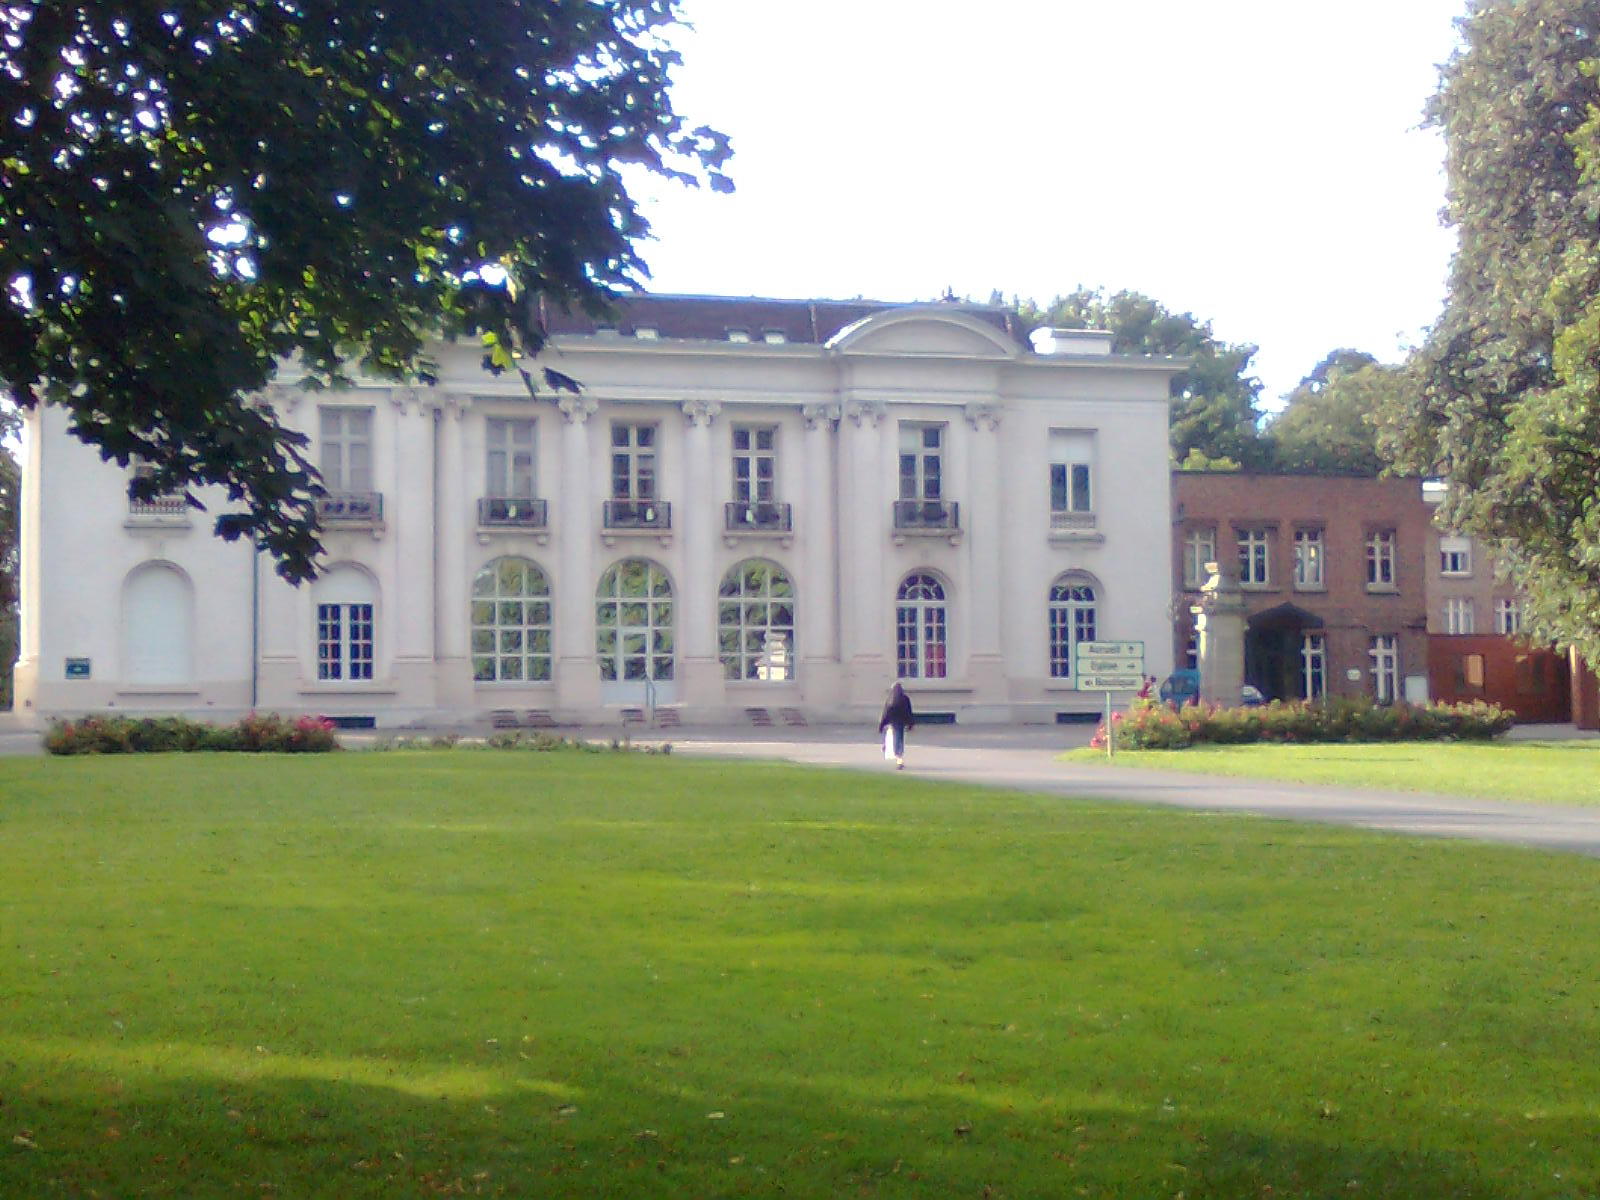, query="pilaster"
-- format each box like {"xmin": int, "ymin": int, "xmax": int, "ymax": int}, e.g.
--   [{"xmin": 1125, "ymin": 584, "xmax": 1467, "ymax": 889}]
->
[
  {"xmin": 679, "ymin": 397, "xmax": 724, "ymax": 706},
  {"xmin": 554, "ymin": 394, "xmax": 600, "ymax": 710}
]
